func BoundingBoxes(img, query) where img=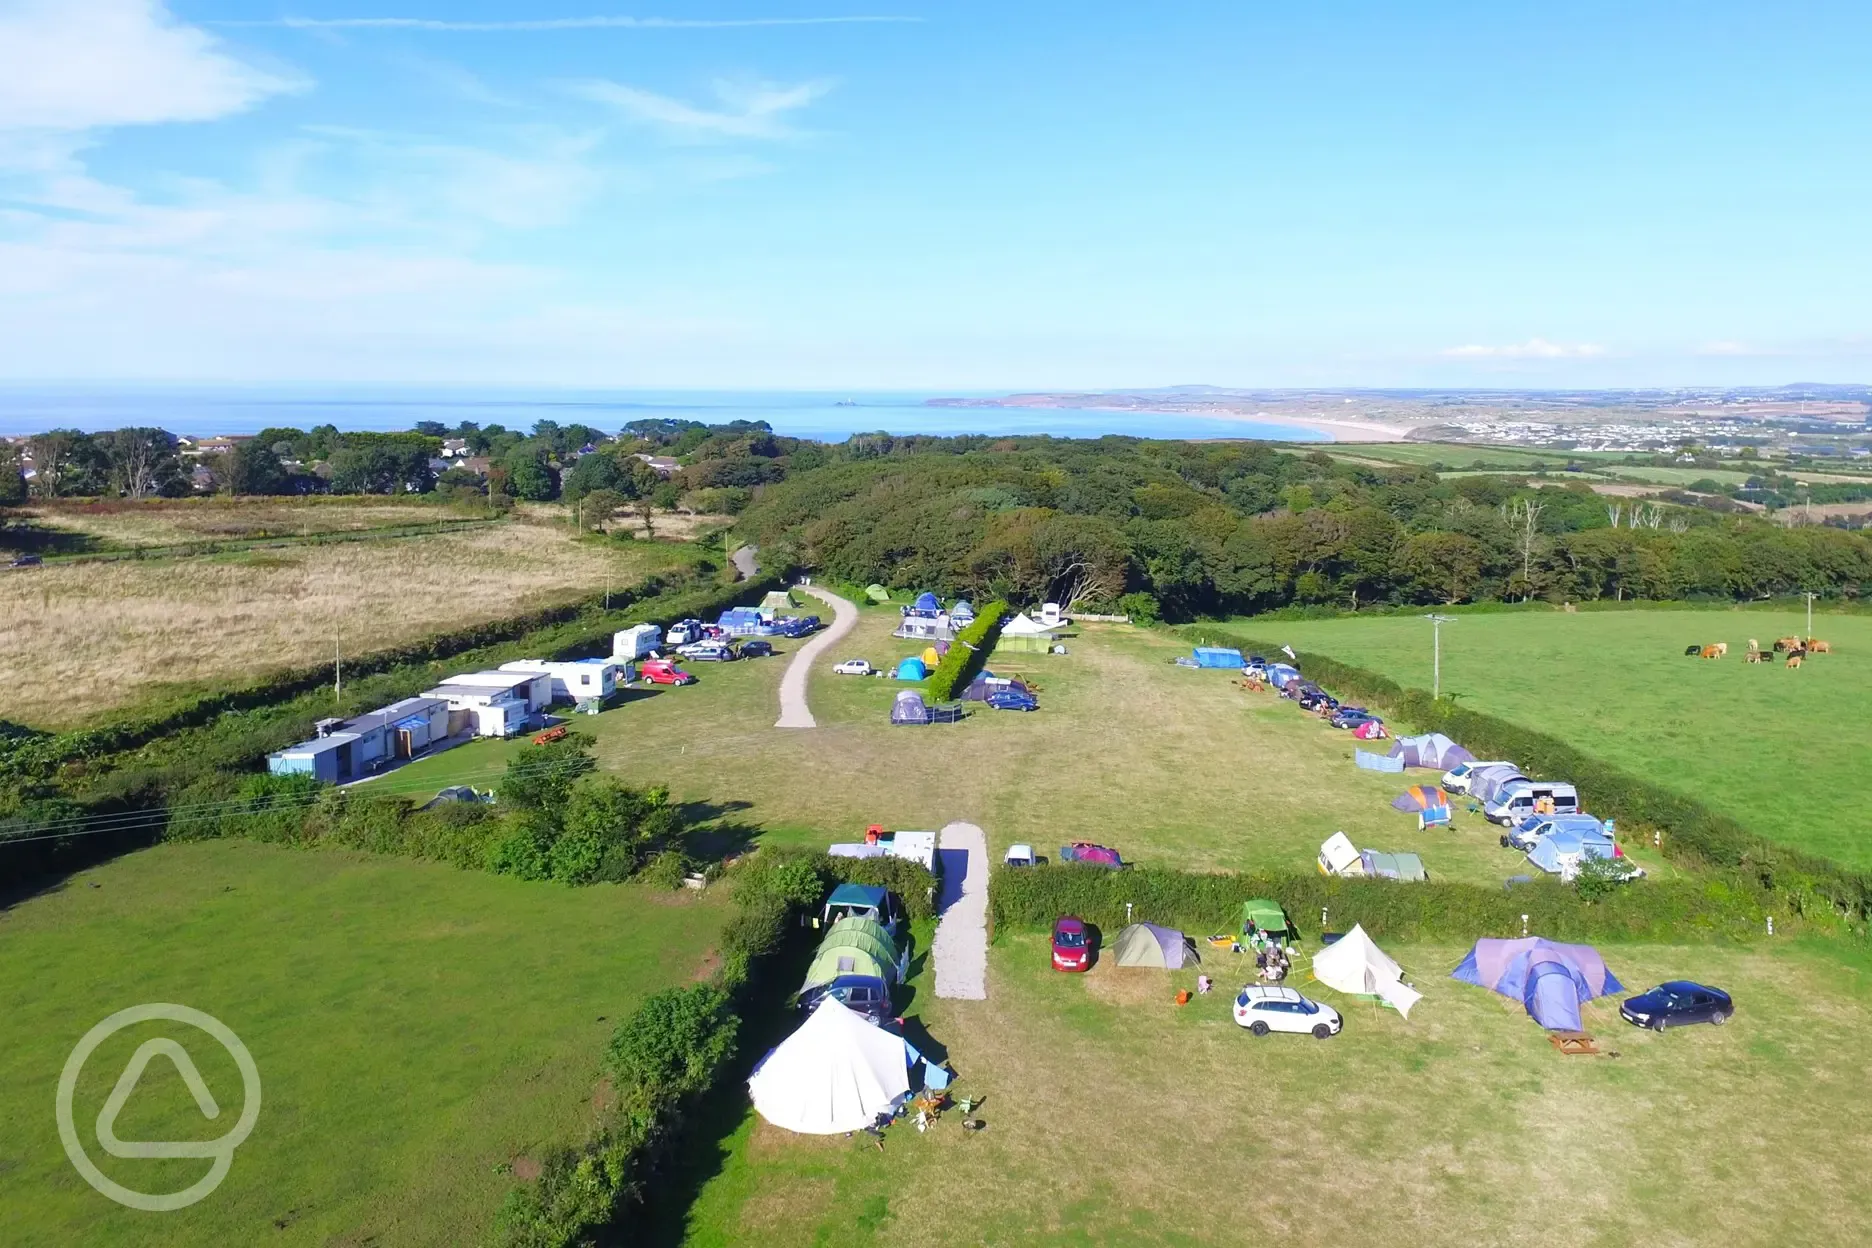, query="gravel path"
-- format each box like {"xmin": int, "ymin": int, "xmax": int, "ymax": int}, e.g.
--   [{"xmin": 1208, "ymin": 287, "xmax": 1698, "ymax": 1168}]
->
[
  {"xmin": 773, "ymin": 585, "xmax": 858, "ymax": 729},
  {"xmin": 729, "ymin": 544, "xmax": 759, "ymax": 580},
  {"xmin": 932, "ymin": 821, "xmax": 989, "ymax": 1001}
]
